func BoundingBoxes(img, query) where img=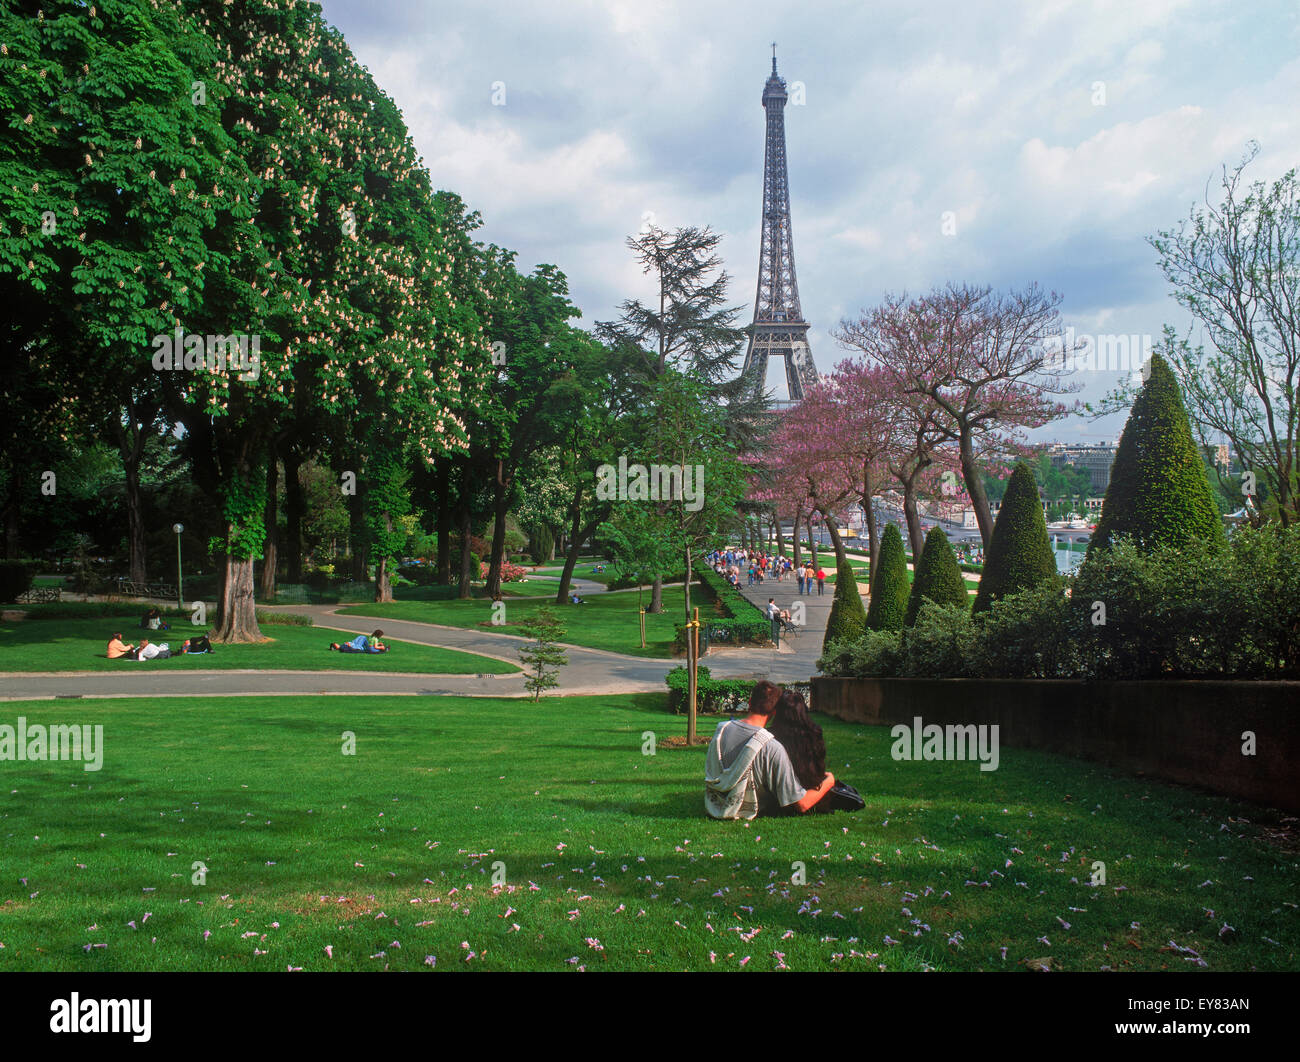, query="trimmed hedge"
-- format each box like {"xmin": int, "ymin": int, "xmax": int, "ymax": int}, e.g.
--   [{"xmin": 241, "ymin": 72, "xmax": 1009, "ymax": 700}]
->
[
  {"xmin": 865, "ymin": 524, "xmax": 908, "ymax": 632},
  {"xmin": 665, "ymin": 666, "xmax": 756, "ymax": 714},
  {"xmin": 256, "ymin": 610, "xmax": 313, "ymax": 626},
  {"xmin": 972, "ymin": 462, "xmax": 1058, "ymax": 614},
  {"xmin": 665, "ymin": 666, "xmax": 812, "ymax": 715},
  {"xmin": 1090, "ymin": 351, "xmax": 1225, "ymax": 554},
  {"xmin": 906, "ymin": 526, "xmax": 969, "ymax": 626},
  {"xmin": 681, "ymin": 566, "xmax": 770, "ymax": 650}
]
